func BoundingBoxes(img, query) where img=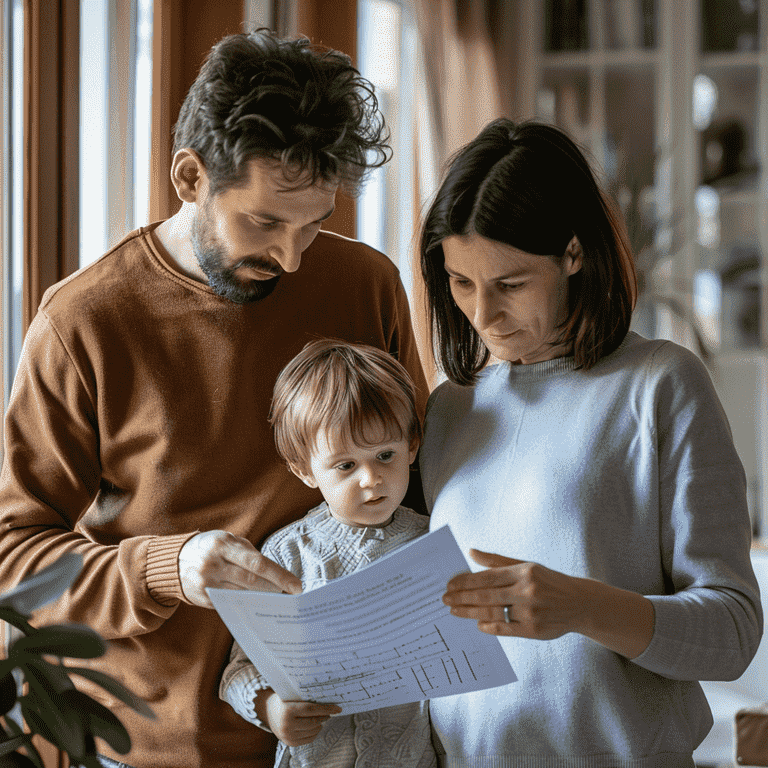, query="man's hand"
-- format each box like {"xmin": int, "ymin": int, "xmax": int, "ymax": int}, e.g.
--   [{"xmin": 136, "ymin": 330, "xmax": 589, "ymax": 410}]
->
[
  {"xmin": 178, "ymin": 530, "xmax": 302, "ymax": 607},
  {"xmin": 259, "ymin": 689, "xmax": 341, "ymax": 746}
]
